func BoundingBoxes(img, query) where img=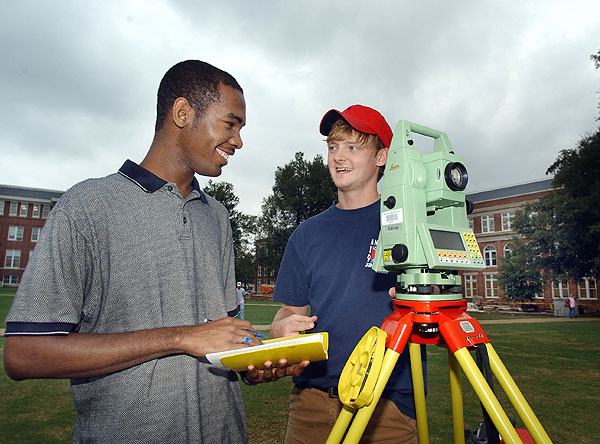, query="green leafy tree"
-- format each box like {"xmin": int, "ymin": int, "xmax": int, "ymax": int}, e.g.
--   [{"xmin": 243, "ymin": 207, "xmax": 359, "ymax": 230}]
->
[
  {"xmin": 546, "ymin": 129, "xmax": 600, "ymax": 277},
  {"xmin": 233, "ymin": 250, "xmax": 256, "ymax": 288},
  {"xmin": 202, "ymin": 180, "xmax": 257, "ymax": 285},
  {"xmin": 508, "ymin": 128, "xmax": 600, "ymax": 282},
  {"xmin": 501, "ymin": 53, "xmax": 600, "ymax": 286},
  {"xmin": 498, "ymin": 237, "xmax": 543, "ymax": 301},
  {"xmin": 257, "ymin": 152, "xmax": 337, "ymax": 271},
  {"xmin": 592, "ymin": 49, "xmax": 600, "ymax": 119},
  {"xmin": 592, "ymin": 50, "xmax": 600, "ymax": 70}
]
